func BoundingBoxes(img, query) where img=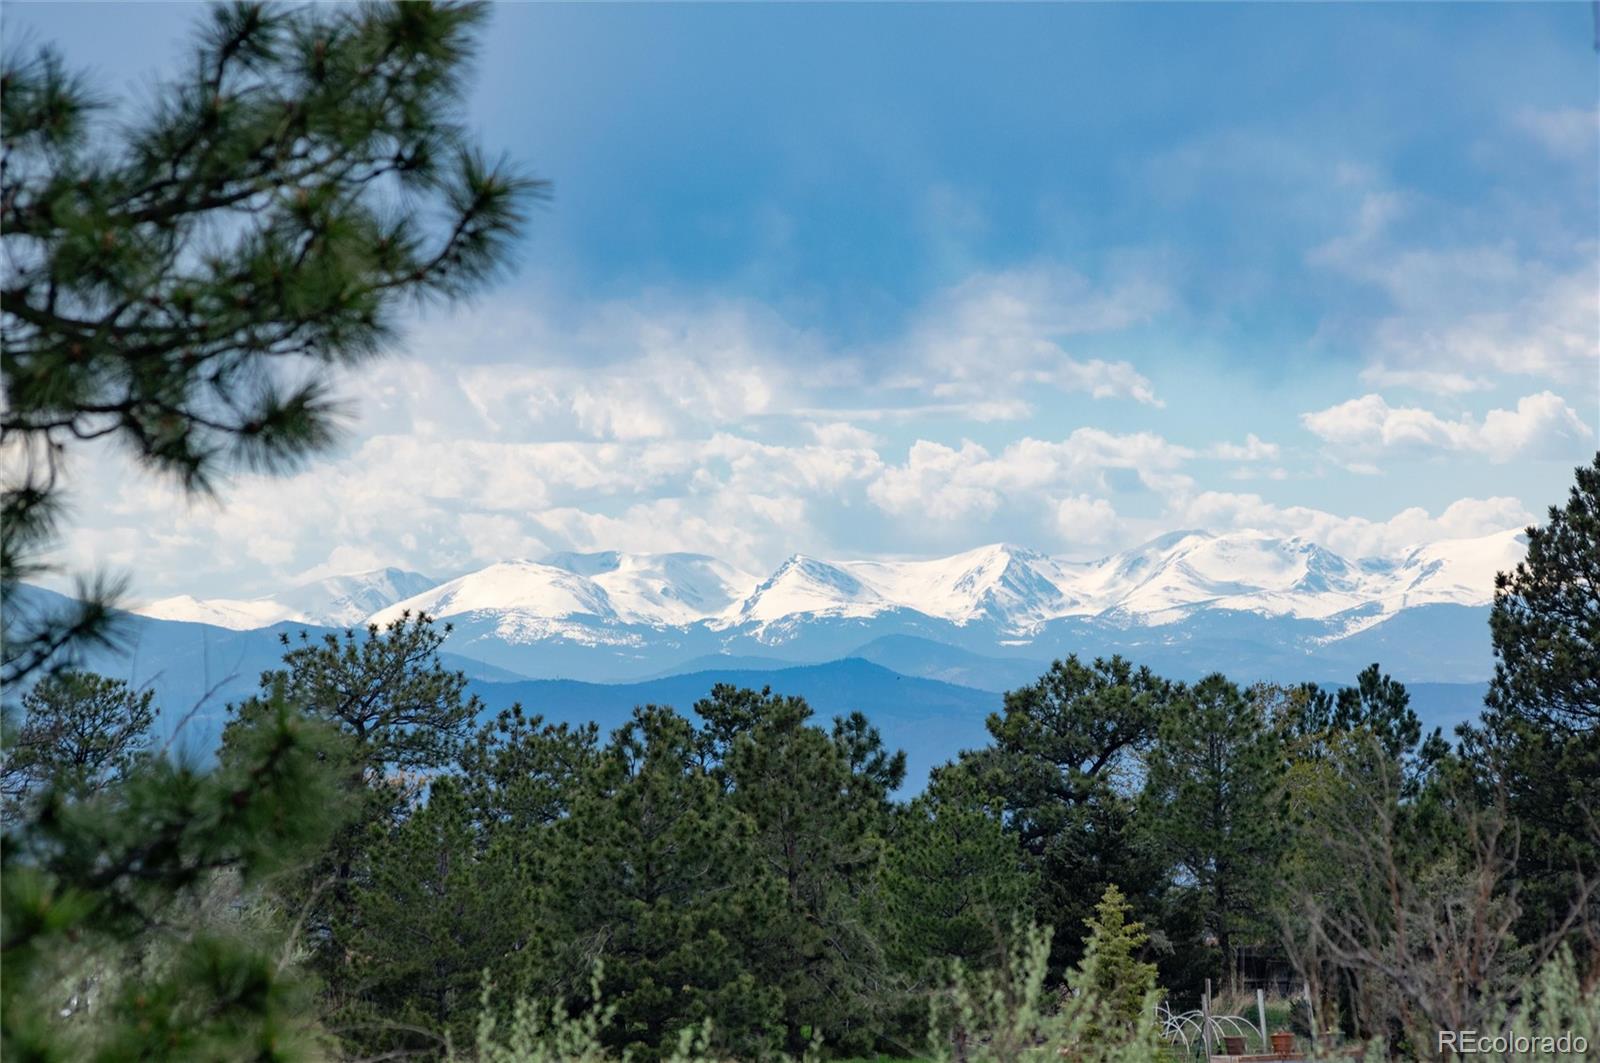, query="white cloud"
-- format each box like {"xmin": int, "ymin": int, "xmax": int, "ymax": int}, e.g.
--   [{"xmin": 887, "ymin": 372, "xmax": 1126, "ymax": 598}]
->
[
  {"xmin": 898, "ymin": 264, "xmax": 1166, "ymax": 406},
  {"xmin": 865, "ymin": 429, "xmax": 1194, "ymax": 524},
  {"xmin": 1357, "ymin": 365, "xmax": 1491, "ymax": 395},
  {"xmin": 1512, "ymin": 106, "xmax": 1600, "ymax": 160},
  {"xmin": 1310, "ymin": 190, "xmax": 1599, "ymax": 386},
  {"xmin": 1055, "ymin": 495, "xmax": 1120, "ymax": 545},
  {"xmin": 1210, "ymin": 433, "xmax": 1280, "ymax": 461},
  {"xmin": 807, "ymin": 421, "xmax": 882, "ymax": 450},
  {"xmin": 1228, "ymin": 466, "xmax": 1288, "ymax": 481},
  {"xmin": 1301, "ymin": 392, "xmax": 1593, "ymax": 462},
  {"xmin": 1170, "ymin": 490, "xmax": 1533, "ymax": 559},
  {"xmin": 867, "ymin": 440, "xmax": 1001, "ymax": 521}
]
